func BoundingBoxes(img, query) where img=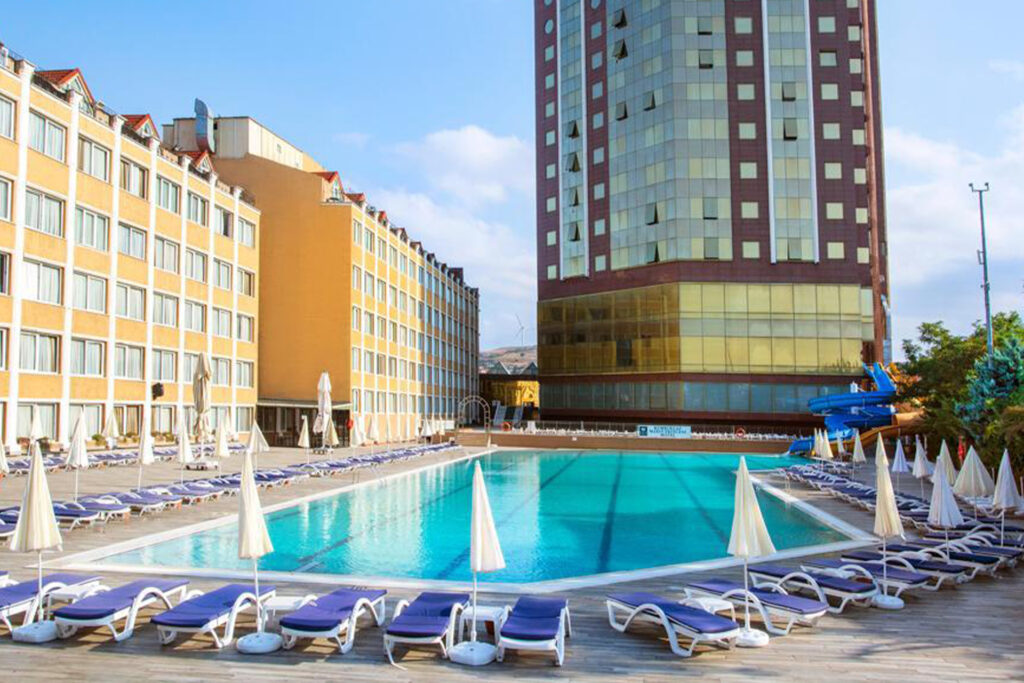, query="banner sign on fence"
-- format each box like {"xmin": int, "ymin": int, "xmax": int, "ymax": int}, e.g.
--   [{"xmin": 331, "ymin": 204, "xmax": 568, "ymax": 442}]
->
[{"xmin": 636, "ymin": 424, "xmax": 692, "ymax": 439}]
